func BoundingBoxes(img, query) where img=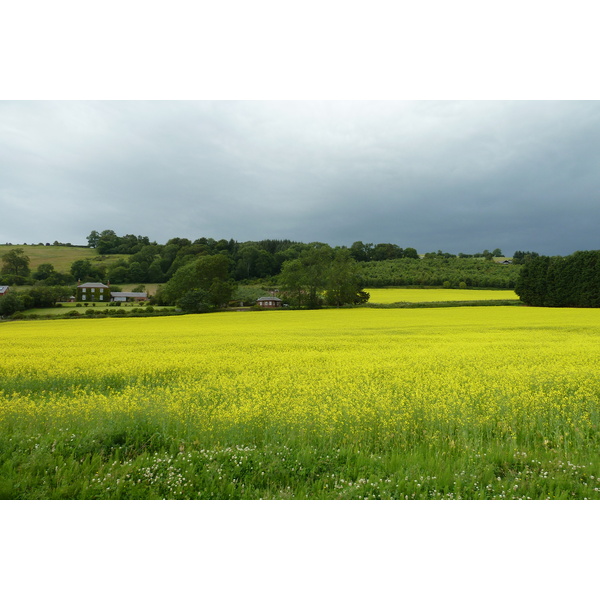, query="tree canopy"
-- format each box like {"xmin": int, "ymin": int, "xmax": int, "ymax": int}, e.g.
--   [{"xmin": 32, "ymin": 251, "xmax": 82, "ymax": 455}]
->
[
  {"xmin": 156, "ymin": 253, "xmax": 236, "ymax": 310},
  {"xmin": 515, "ymin": 250, "xmax": 600, "ymax": 307},
  {"xmin": 278, "ymin": 245, "xmax": 369, "ymax": 308},
  {"xmin": 1, "ymin": 248, "xmax": 30, "ymax": 277}
]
